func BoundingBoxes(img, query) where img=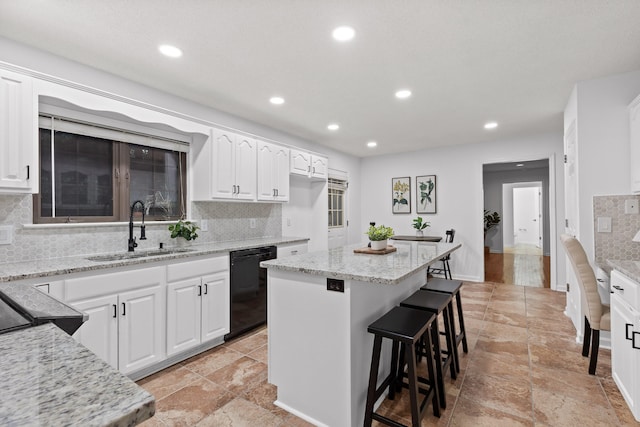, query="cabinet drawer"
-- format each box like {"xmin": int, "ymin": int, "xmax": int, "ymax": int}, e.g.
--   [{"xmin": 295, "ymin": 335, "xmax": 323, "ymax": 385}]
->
[
  {"xmin": 167, "ymin": 255, "xmax": 229, "ymax": 282},
  {"xmin": 612, "ymin": 270, "xmax": 640, "ymax": 311},
  {"xmin": 277, "ymin": 243, "xmax": 308, "ymax": 258}
]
